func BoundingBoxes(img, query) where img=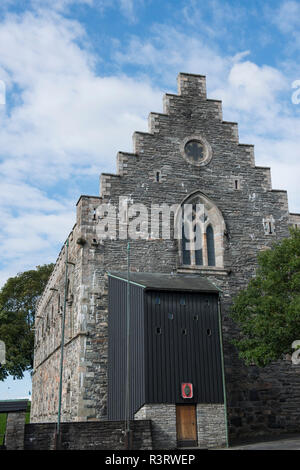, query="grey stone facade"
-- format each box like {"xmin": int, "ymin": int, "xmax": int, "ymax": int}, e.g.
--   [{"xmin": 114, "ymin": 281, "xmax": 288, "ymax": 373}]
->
[{"xmin": 31, "ymin": 72, "xmax": 300, "ymax": 446}]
